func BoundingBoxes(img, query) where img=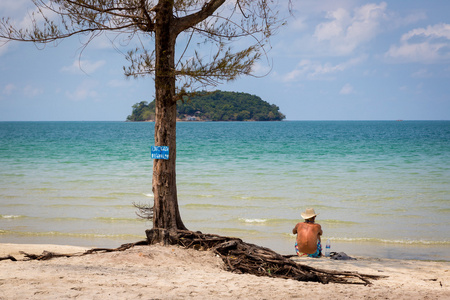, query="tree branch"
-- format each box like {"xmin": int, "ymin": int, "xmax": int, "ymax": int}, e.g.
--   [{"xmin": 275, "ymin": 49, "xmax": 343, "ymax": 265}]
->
[
  {"xmin": 174, "ymin": 0, "xmax": 225, "ymax": 35},
  {"xmin": 137, "ymin": 0, "xmax": 156, "ymax": 32}
]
